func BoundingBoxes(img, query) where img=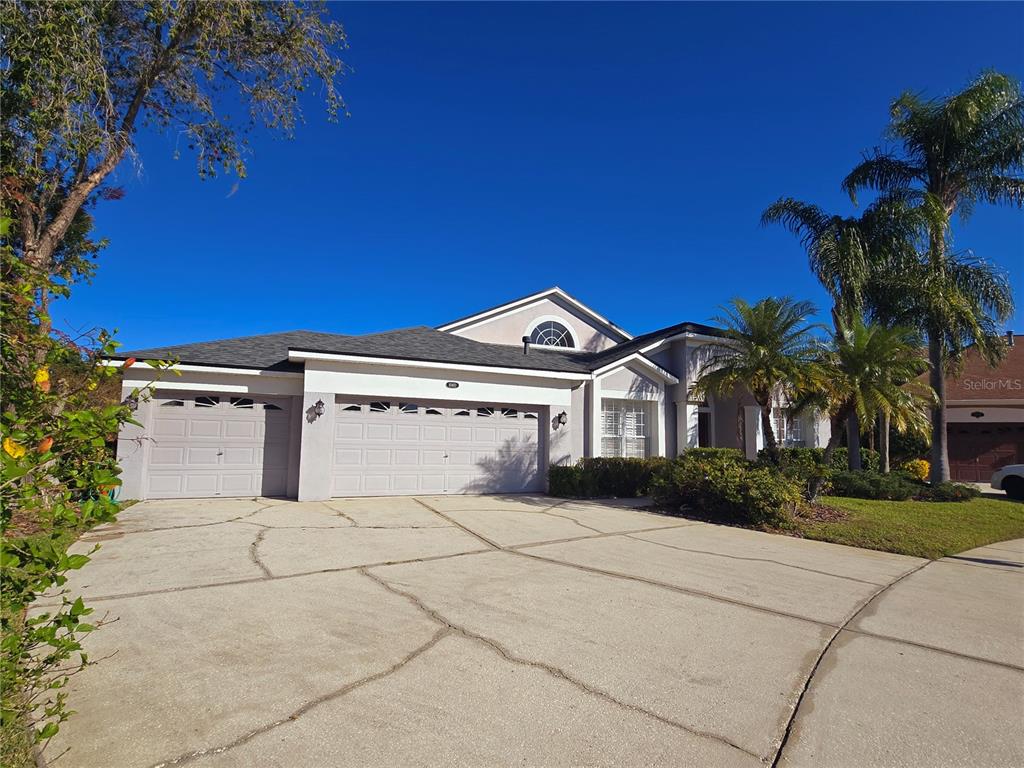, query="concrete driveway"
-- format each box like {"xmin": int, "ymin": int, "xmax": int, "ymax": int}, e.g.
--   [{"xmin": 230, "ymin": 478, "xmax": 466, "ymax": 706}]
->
[{"xmin": 48, "ymin": 496, "xmax": 1023, "ymax": 768}]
